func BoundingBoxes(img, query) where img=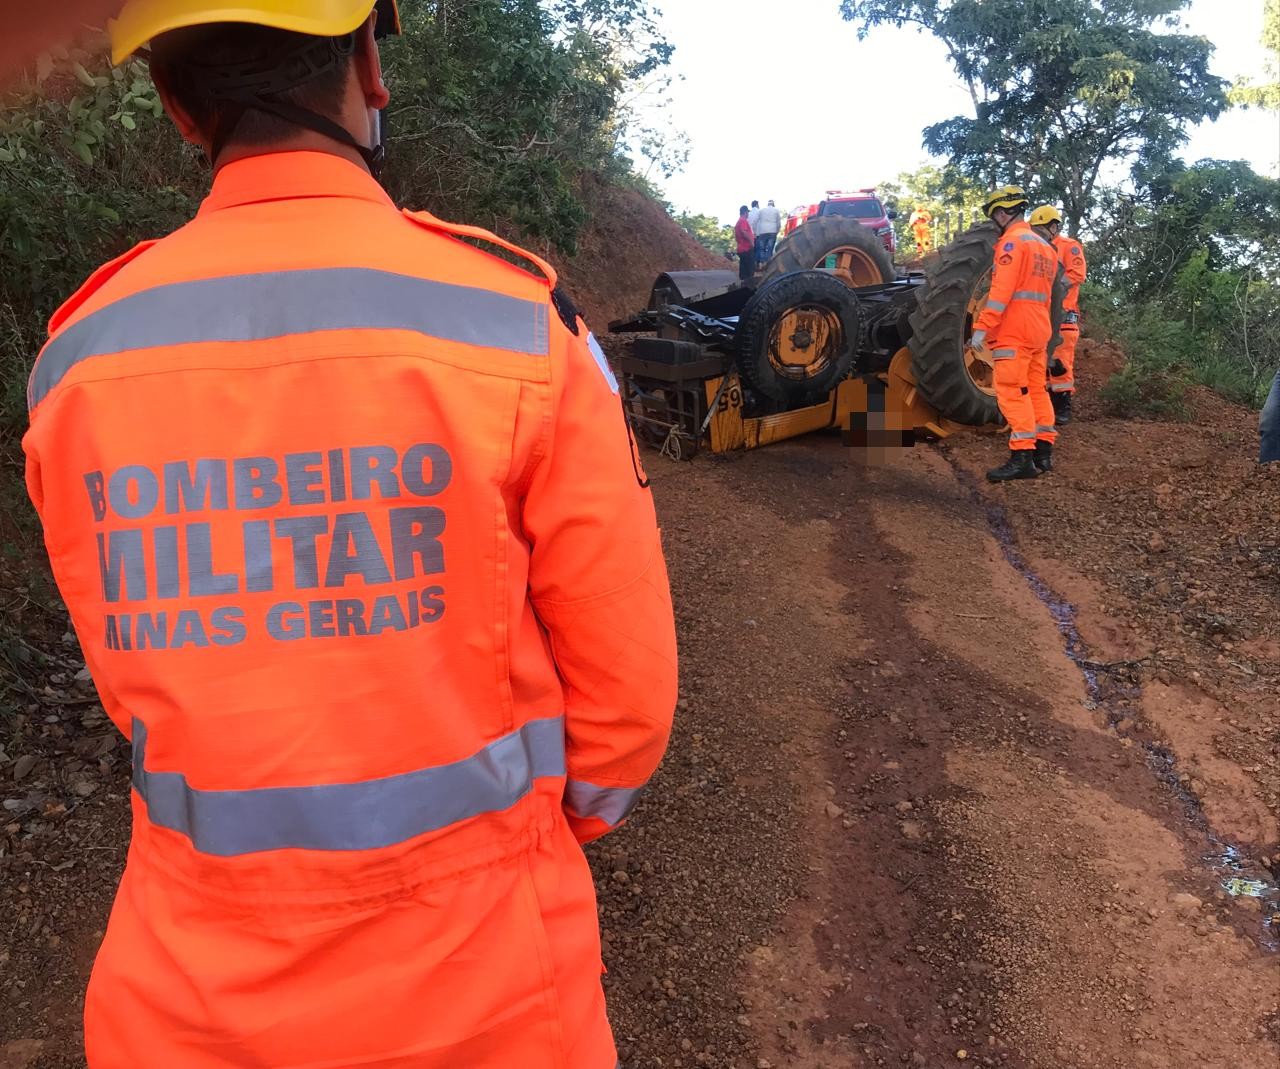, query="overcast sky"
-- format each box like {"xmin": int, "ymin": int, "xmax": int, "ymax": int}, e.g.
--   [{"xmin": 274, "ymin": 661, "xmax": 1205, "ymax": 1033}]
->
[{"xmin": 645, "ymin": 0, "xmax": 1276, "ymax": 223}]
